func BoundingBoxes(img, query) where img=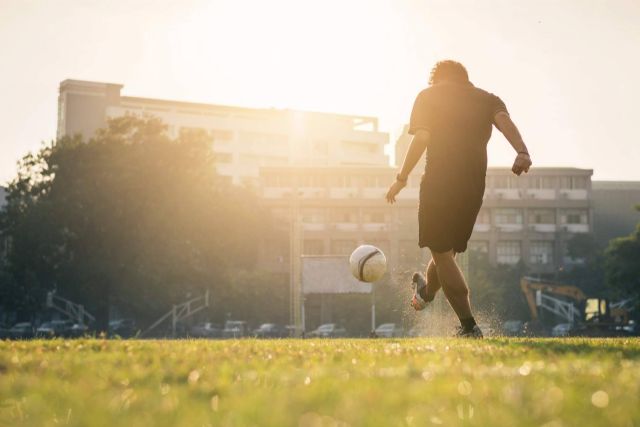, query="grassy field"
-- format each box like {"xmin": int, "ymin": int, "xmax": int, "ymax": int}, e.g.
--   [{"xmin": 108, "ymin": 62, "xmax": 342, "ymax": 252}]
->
[{"xmin": 1, "ymin": 338, "xmax": 639, "ymax": 427}]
